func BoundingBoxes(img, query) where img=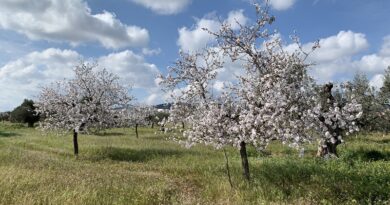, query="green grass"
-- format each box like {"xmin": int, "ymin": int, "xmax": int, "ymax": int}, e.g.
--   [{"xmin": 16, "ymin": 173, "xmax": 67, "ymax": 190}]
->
[{"xmin": 0, "ymin": 122, "xmax": 389, "ymax": 204}]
